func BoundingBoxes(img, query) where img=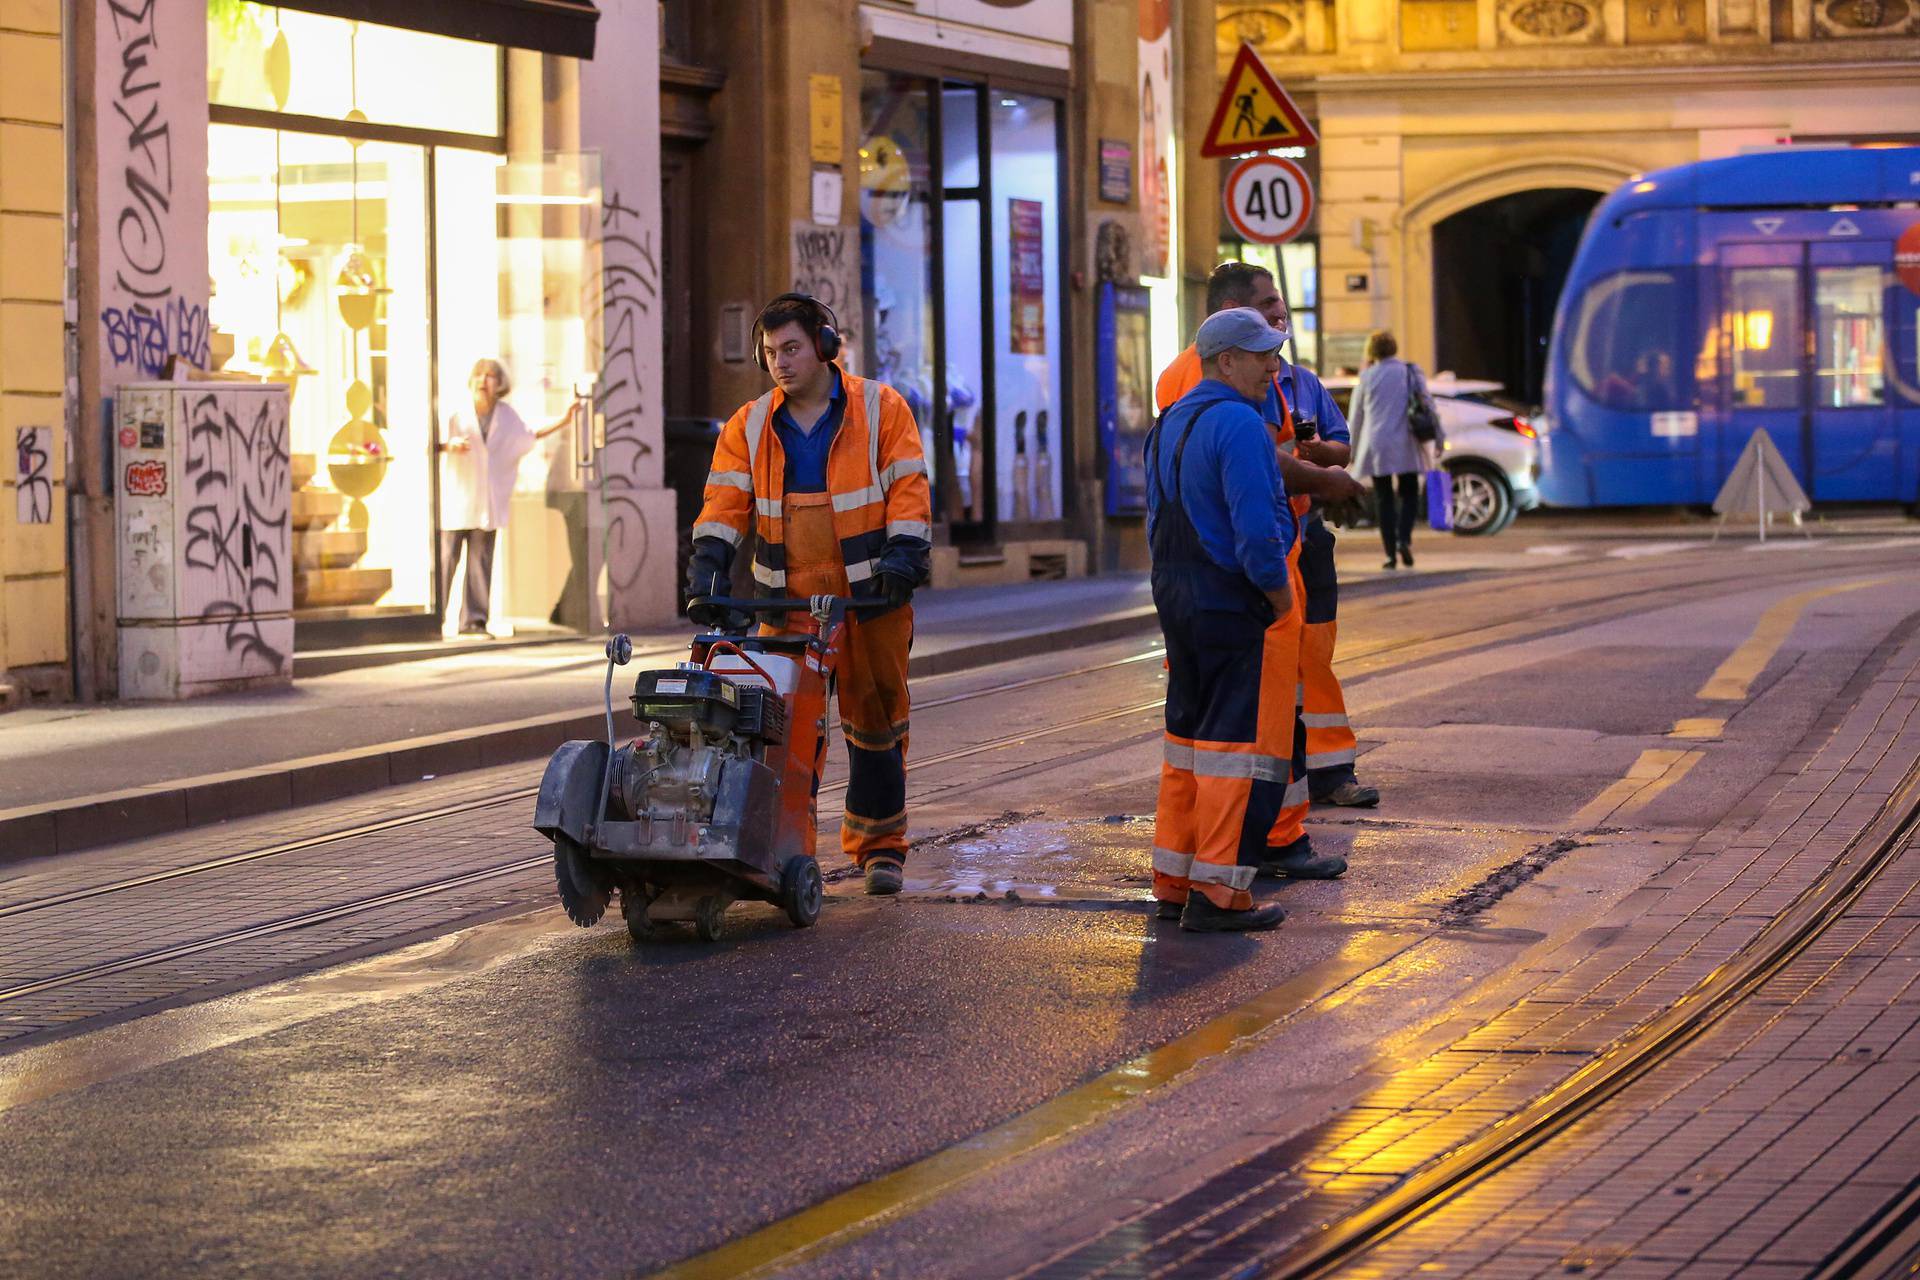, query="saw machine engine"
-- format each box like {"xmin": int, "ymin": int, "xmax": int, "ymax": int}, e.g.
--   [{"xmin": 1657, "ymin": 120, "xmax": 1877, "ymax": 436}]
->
[{"xmin": 606, "ymin": 666, "xmax": 788, "ymax": 835}]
